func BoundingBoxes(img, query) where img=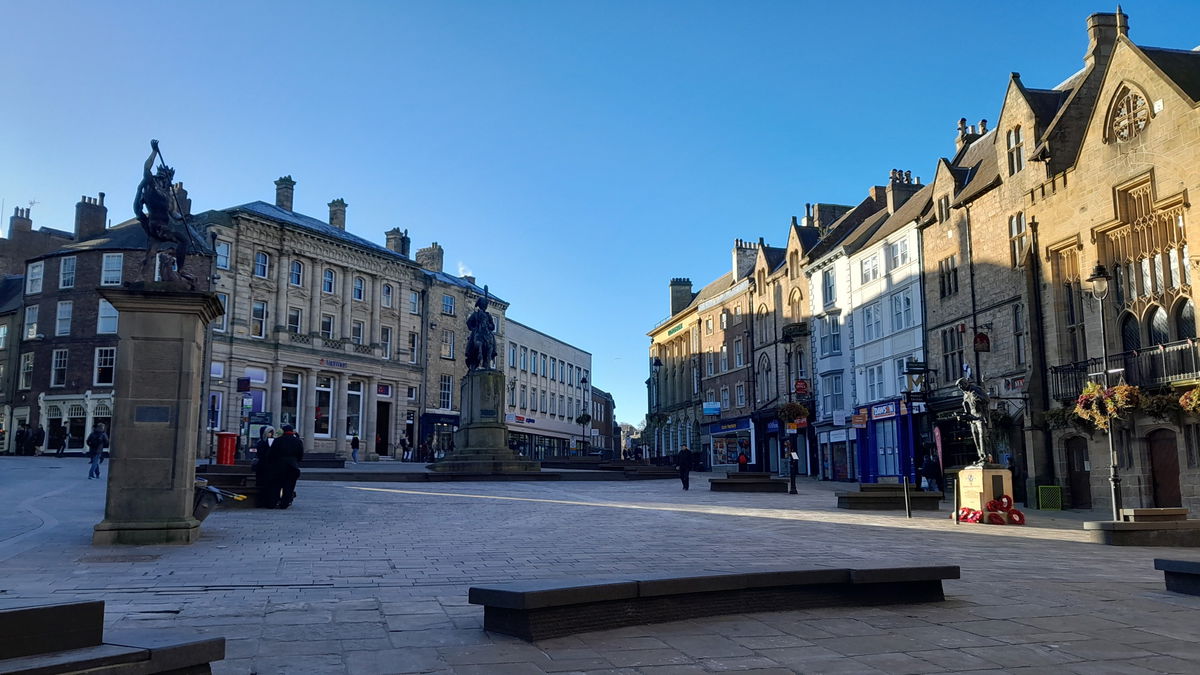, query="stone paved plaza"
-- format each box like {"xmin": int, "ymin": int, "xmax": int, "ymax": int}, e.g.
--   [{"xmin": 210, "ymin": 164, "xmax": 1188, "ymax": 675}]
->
[{"xmin": 2, "ymin": 457, "xmax": 1200, "ymax": 674}]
